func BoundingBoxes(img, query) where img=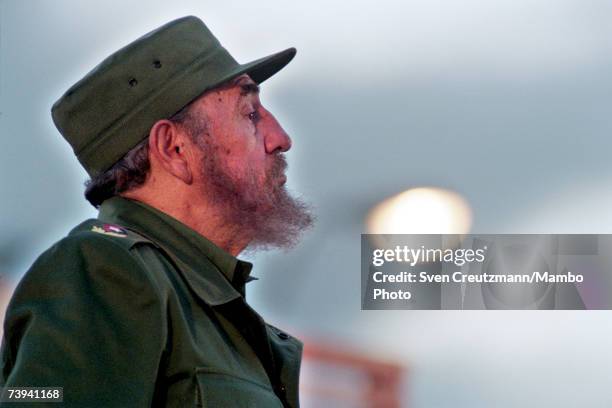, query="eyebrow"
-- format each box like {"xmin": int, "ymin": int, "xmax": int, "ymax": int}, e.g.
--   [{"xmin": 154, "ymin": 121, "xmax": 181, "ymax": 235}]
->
[{"xmin": 239, "ymin": 82, "xmax": 260, "ymax": 96}]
